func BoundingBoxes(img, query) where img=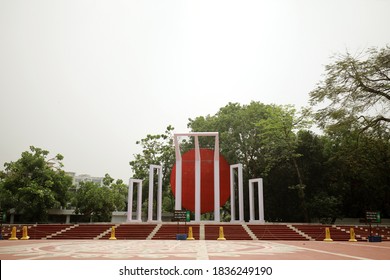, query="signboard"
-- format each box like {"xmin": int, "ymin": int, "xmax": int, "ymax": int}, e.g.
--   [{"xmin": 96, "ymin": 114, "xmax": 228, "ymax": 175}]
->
[
  {"xmin": 172, "ymin": 210, "xmax": 190, "ymax": 222},
  {"xmin": 366, "ymin": 211, "xmax": 381, "ymax": 223}
]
